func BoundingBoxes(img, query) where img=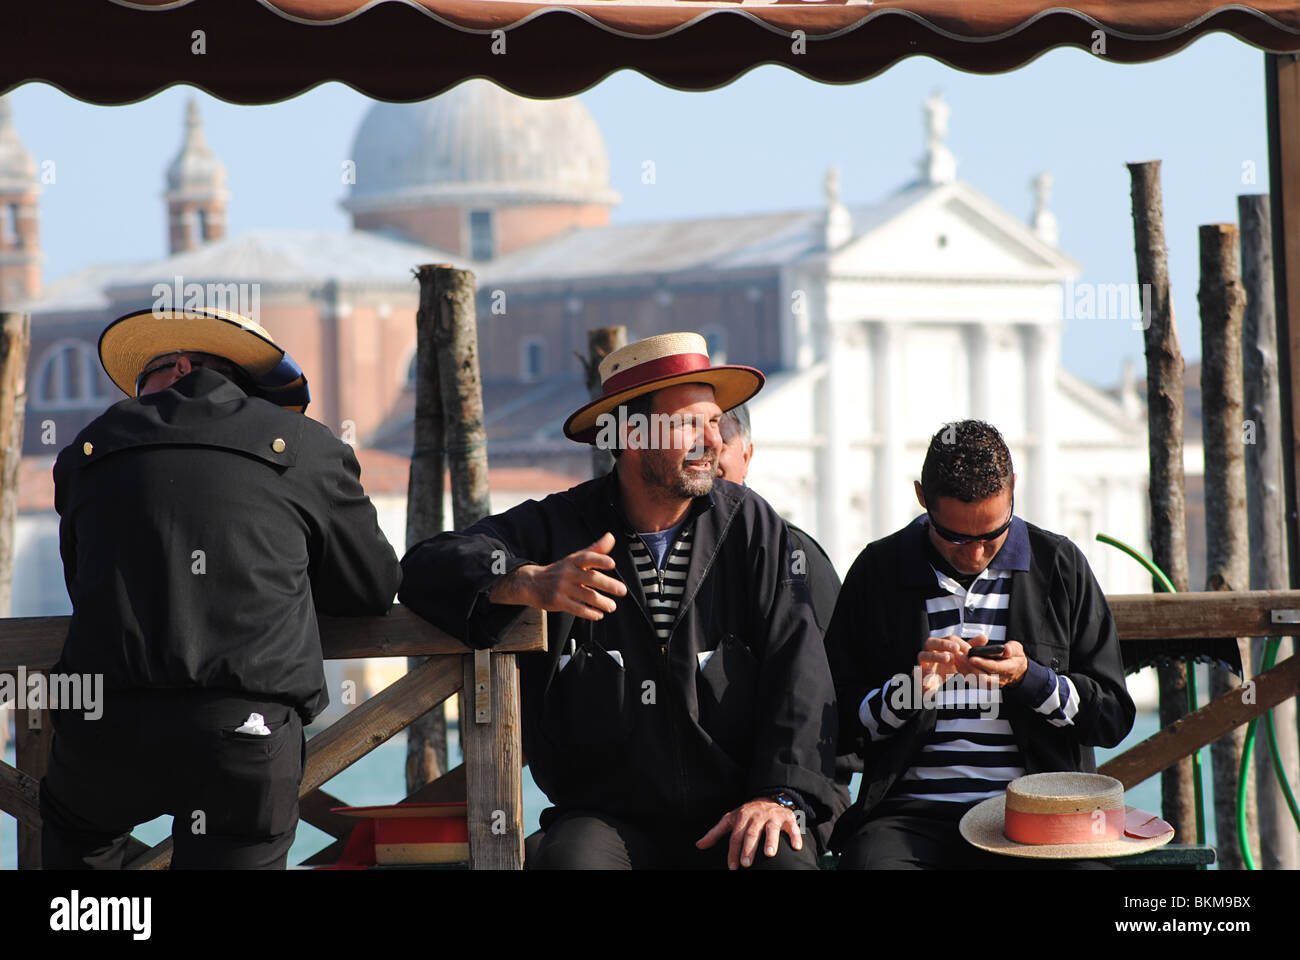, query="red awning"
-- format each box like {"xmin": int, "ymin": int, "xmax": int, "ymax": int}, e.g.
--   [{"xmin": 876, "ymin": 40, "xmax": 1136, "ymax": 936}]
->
[{"xmin": 5, "ymin": 0, "xmax": 1300, "ymax": 103}]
